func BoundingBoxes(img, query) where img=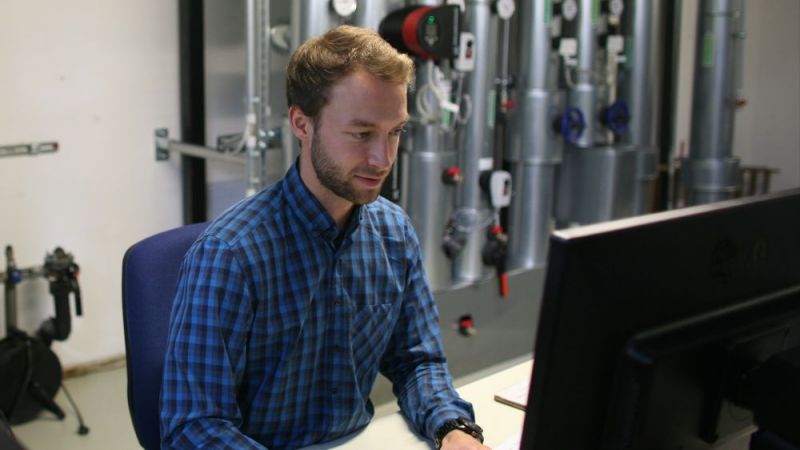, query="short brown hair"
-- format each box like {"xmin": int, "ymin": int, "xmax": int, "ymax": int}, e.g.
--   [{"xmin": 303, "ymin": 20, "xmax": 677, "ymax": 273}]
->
[{"xmin": 286, "ymin": 25, "xmax": 414, "ymax": 120}]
